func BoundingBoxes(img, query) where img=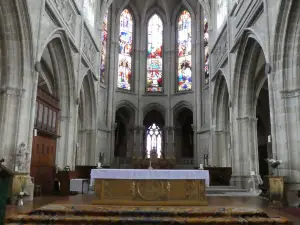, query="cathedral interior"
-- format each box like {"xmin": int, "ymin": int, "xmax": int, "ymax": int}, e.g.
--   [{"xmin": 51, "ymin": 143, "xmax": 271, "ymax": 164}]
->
[{"xmin": 1, "ymin": 0, "xmax": 300, "ymax": 223}]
